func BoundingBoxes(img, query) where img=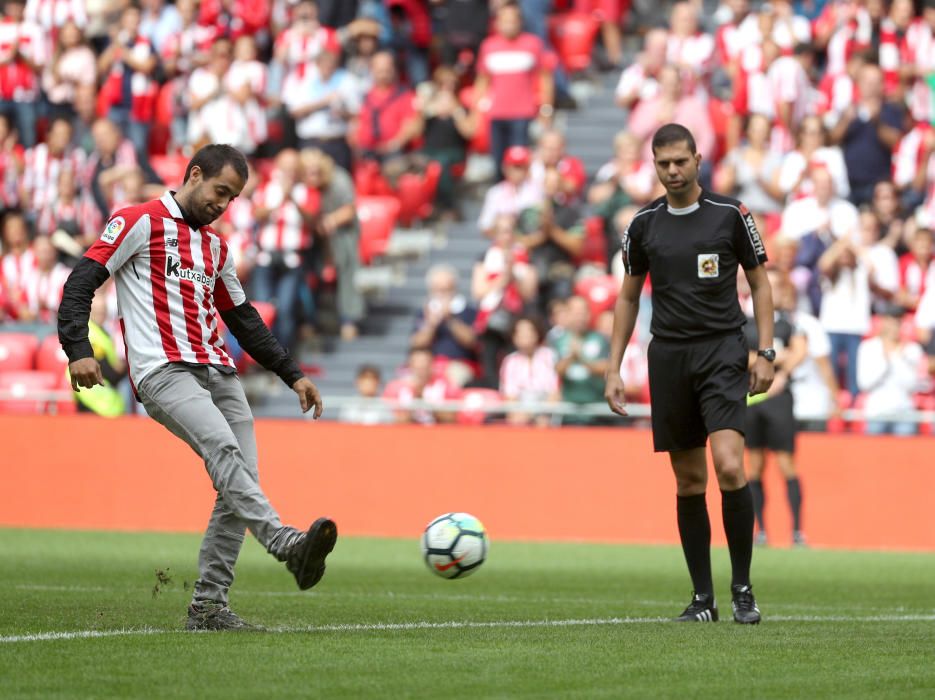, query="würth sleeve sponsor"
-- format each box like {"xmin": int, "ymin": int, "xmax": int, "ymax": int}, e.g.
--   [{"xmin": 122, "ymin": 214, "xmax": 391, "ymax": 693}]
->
[
  {"xmin": 734, "ymin": 202, "xmax": 768, "ymax": 269},
  {"xmin": 213, "ymin": 240, "xmax": 247, "ymax": 311},
  {"xmin": 84, "ymin": 207, "xmax": 151, "ymax": 273},
  {"xmin": 621, "ymin": 213, "xmax": 649, "ymax": 277}
]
